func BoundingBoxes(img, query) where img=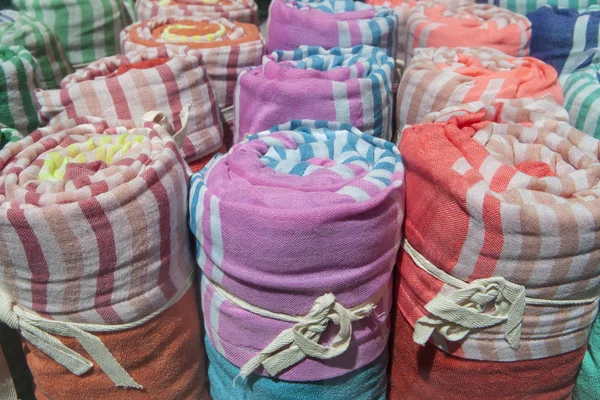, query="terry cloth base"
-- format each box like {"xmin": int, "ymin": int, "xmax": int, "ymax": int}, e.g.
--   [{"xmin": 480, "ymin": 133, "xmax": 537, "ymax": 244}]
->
[
  {"xmin": 121, "ymin": 16, "xmax": 265, "ymax": 113},
  {"xmin": 267, "ymin": 0, "xmax": 398, "ymax": 58},
  {"xmin": 563, "ymin": 62, "xmax": 600, "ymax": 139},
  {"xmin": 10, "ymin": 0, "xmax": 132, "ymax": 66},
  {"xmin": 528, "ymin": 5, "xmax": 600, "ymax": 79},
  {"xmin": 0, "ymin": 45, "xmax": 39, "ymax": 134},
  {"xmin": 574, "ymin": 315, "xmax": 600, "ymax": 399},
  {"xmin": 205, "ymin": 335, "xmax": 387, "ymax": 400},
  {"xmin": 388, "ymin": 310, "xmax": 586, "ymax": 400},
  {"xmin": 24, "ymin": 288, "xmax": 210, "ymax": 400},
  {"xmin": 0, "ymin": 10, "xmax": 73, "ymax": 89},
  {"xmin": 35, "ymin": 48, "xmax": 224, "ymax": 162},
  {"xmin": 406, "ymin": 2, "xmax": 531, "ymax": 62},
  {"xmin": 136, "ymin": 0, "xmax": 259, "ymax": 24}
]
